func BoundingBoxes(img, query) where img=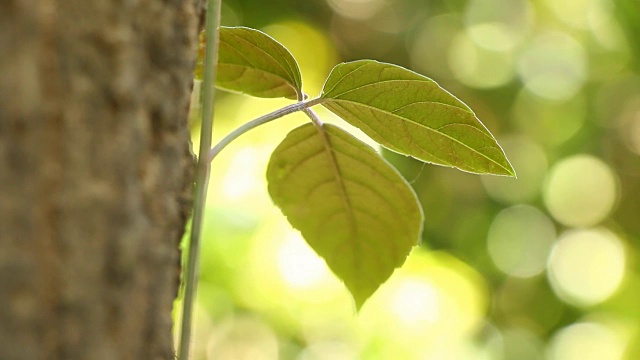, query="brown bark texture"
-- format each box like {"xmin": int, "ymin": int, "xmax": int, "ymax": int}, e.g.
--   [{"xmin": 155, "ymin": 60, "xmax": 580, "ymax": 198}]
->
[{"xmin": 0, "ymin": 0, "xmax": 198, "ymax": 359}]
